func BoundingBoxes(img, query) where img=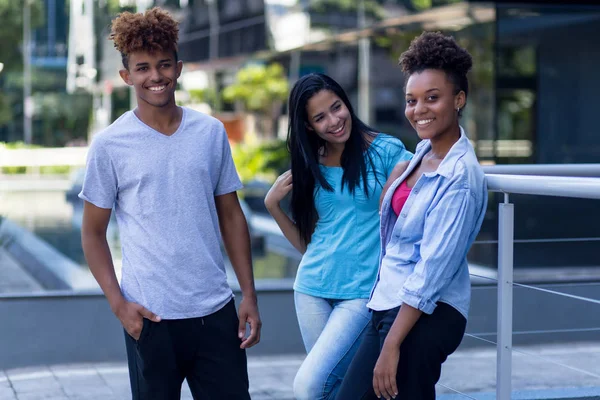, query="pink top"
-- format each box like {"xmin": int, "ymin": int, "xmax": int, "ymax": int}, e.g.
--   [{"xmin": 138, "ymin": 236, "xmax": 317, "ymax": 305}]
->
[{"xmin": 391, "ymin": 180, "xmax": 412, "ymax": 216}]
